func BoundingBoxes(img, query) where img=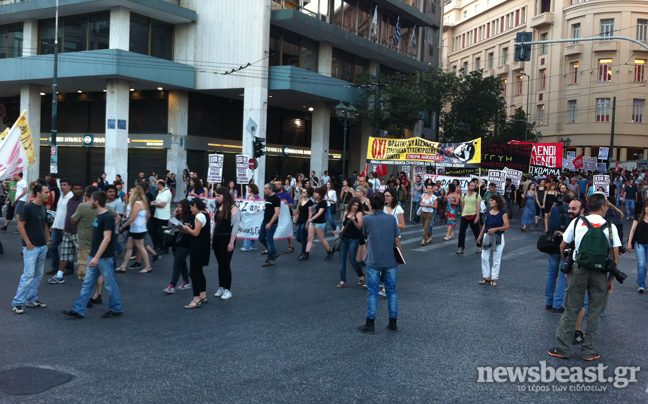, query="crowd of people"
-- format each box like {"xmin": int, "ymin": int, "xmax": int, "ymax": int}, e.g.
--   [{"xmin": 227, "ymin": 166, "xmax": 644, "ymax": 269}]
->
[{"xmin": 2, "ymin": 165, "xmax": 648, "ymax": 345}]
